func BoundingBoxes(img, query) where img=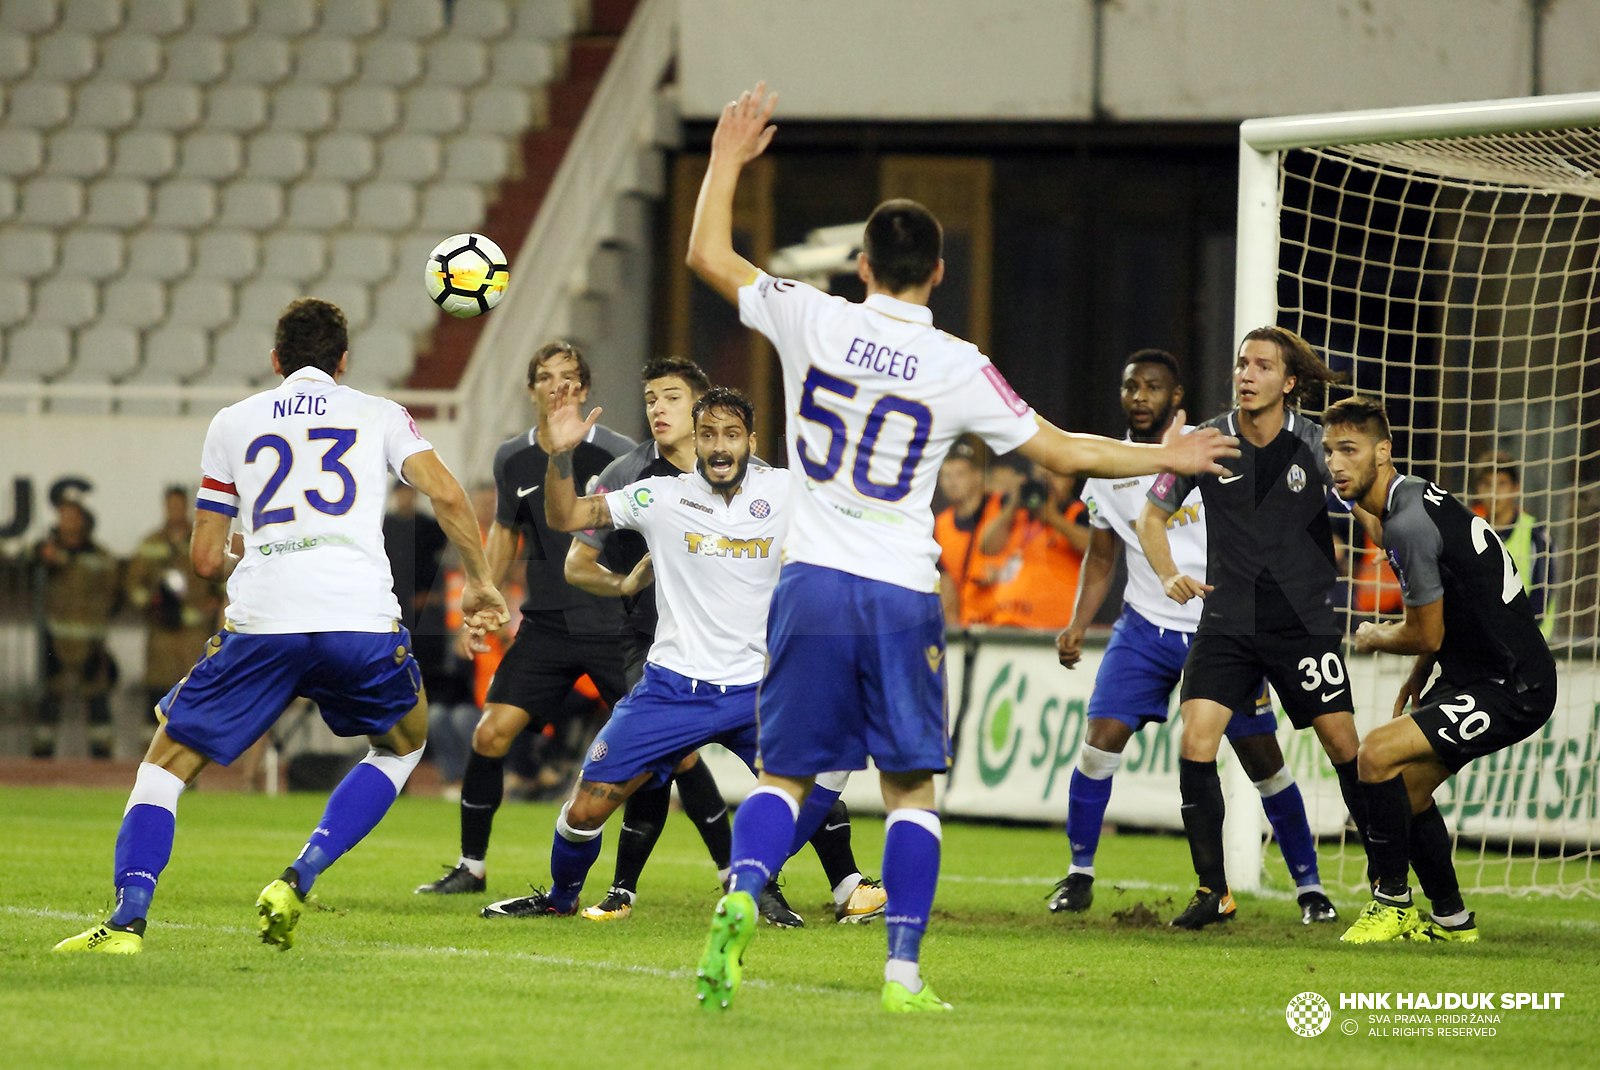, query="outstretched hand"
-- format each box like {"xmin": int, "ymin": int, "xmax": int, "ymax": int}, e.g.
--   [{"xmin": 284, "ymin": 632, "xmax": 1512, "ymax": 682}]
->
[
  {"xmin": 1161, "ymin": 410, "xmax": 1240, "ymax": 477},
  {"xmin": 545, "ymin": 381, "xmax": 602, "ymax": 457},
  {"xmin": 712, "ymin": 82, "xmax": 777, "ymax": 168}
]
